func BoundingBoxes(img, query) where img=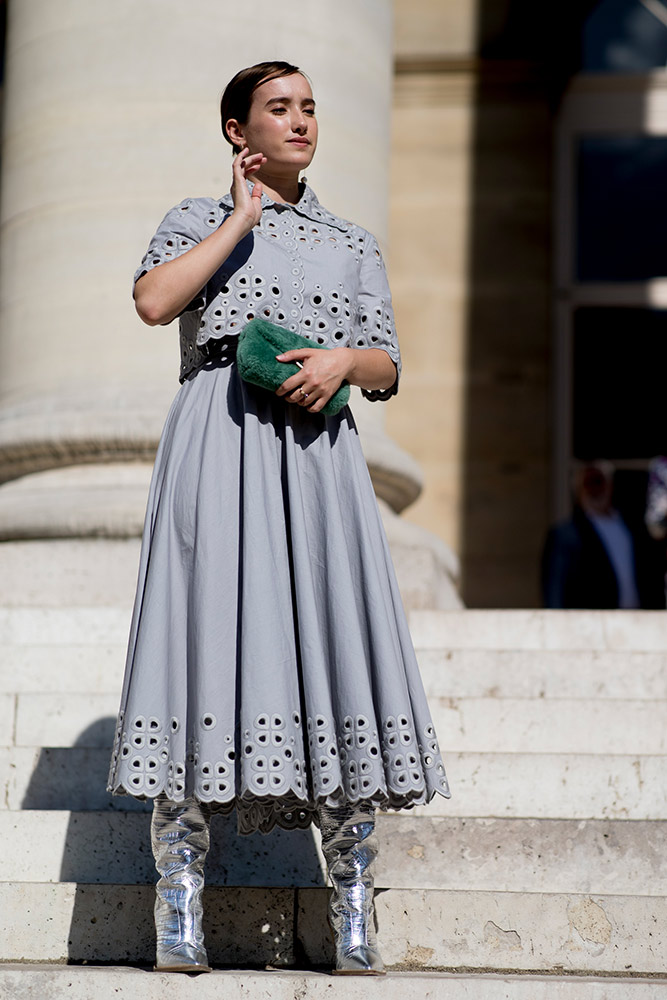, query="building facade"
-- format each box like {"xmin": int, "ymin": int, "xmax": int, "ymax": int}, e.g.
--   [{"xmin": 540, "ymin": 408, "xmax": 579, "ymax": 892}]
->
[{"xmin": 0, "ymin": 0, "xmax": 663, "ymax": 607}]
